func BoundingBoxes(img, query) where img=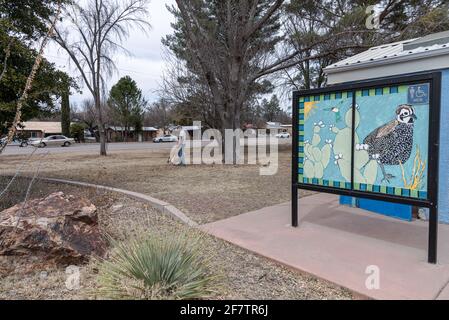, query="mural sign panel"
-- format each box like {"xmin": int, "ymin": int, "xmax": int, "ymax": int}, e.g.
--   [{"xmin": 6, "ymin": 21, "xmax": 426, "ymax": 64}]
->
[
  {"xmin": 298, "ymin": 84, "xmax": 431, "ymax": 200},
  {"xmin": 292, "ymin": 73, "xmax": 442, "ymax": 263}
]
